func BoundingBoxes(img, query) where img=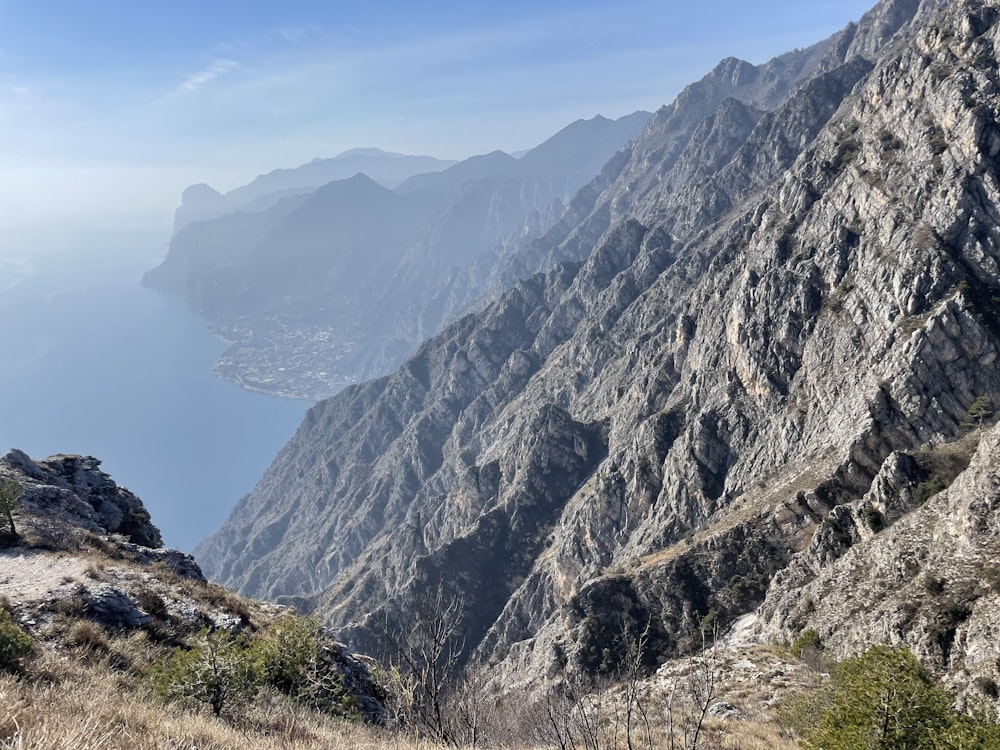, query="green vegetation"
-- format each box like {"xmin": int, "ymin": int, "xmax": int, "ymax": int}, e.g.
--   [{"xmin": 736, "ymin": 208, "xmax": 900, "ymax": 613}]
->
[
  {"xmin": 964, "ymin": 396, "xmax": 994, "ymax": 431},
  {"xmin": 914, "ymin": 477, "xmax": 948, "ymax": 505},
  {"xmin": 789, "ymin": 628, "xmax": 824, "ymax": 660},
  {"xmin": 923, "ymin": 573, "xmax": 946, "ymax": 595},
  {"xmin": 863, "ymin": 504, "xmax": 886, "ymax": 533},
  {"xmin": 255, "ymin": 613, "xmax": 355, "ymax": 716},
  {"xmin": 0, "ymin": 606, "xmax": 32, "ymax": 672},
  {"xmin": 790, "ymin": 645, "xmax": 1000, "ymax": 749},
  {"xmin": 789, "ymin": 628, "xmax": 826, "ymax": 672},
  {"xmin": 878, "ymin": 128, "xmax": 904, "ymax": 152},
  {"xmin": 829, "ymin": 138, "xmax": 861, "ymax": 175},
  {"xmin": 154, "ymin": 628, "xmax": 260, "ymax": 716},
  {"xmin": 153, "ymin": 614, "xmax": 355, "ymax": 719},
  {"xmin": 0, "ymin": 478, "xmax": 23, "ymax": 541}
]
